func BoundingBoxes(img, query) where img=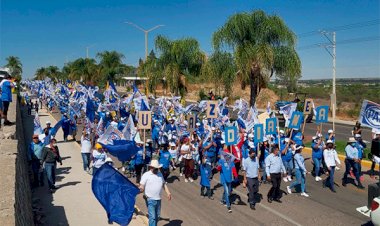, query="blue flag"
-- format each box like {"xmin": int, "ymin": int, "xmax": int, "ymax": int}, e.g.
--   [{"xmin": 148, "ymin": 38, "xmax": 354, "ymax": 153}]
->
[
  {"xmin": 92, "ymin": 163, "xmax": 139, "ymax": 226},
  {"xmin": 101, "ymin": 140, "xmax": 139, "ymax": 162},
  {"xmin": 86, "ymin": 97, "xmax": 96, "ymax": 122},
  {"xmin": 50, "ymin": 119, "xmax": 63, "ymax": 136}
]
